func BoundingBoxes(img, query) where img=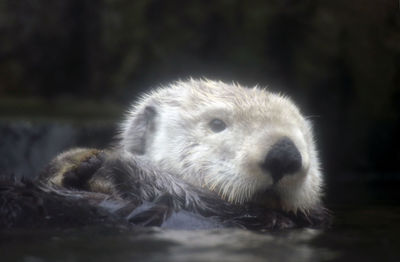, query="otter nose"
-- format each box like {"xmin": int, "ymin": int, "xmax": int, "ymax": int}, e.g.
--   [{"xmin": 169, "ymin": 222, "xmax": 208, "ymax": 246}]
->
[{"xmin": 261, "ymin": 137, "xmax": 302, "ymax": 183}]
